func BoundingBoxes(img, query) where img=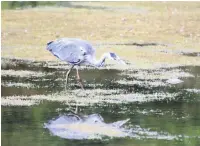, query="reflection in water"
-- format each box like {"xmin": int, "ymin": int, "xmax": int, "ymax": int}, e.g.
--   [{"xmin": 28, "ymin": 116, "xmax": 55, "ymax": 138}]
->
[
  {"xmin": 44, "ymin": 113, "xmax": 186, "ymax": 141},
  {"xmin": 1, "ymin": 58, "xmax": 200, "ymax": 146},
  {"xmin": 44, "ymin": 113, "xmax": 130, "ymax": 140}
]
